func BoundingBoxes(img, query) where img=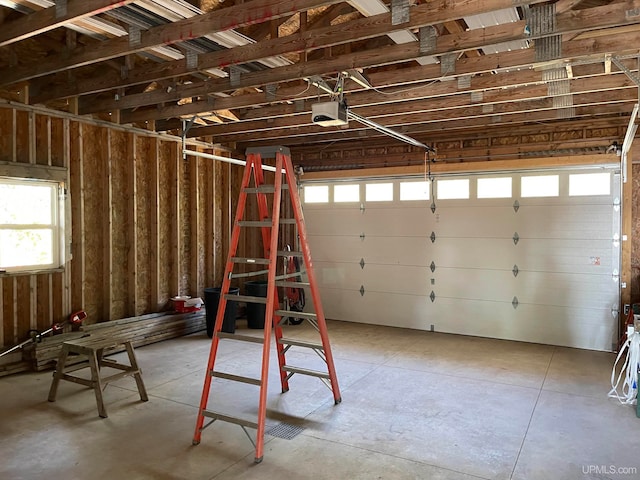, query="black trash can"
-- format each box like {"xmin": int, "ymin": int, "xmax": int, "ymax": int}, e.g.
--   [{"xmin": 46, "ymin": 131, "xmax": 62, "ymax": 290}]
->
[
  {"xmin": 204, "ymin": 287, "xmax": 239, "ymax": 337},
  {"xmin": 245, "ymin": 280, "xmax": 268, "ymax": 329}
]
